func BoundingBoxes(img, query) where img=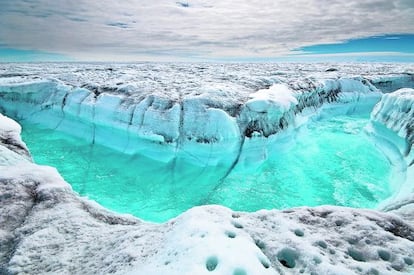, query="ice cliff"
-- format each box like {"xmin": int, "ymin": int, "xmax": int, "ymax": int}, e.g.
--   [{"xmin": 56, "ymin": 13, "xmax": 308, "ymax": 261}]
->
[
  {"xmin": 1, "ymin": 63, "xmax": 411, "ymax": 170},
  {"xmin": 368, "ymin": 88, "xmax": 414, "ymax": 223},
  {"xmin": 1, "ymin": 63, "xmax": 414, "ymax": 274}
]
